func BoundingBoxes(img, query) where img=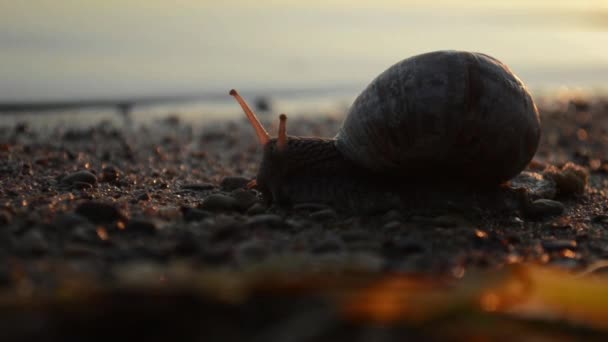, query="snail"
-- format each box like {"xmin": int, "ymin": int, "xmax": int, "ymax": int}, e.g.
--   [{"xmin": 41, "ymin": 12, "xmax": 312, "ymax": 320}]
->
[{"xmin": 230, "ymin": 50, "xmax": 541, "ymax": 212}]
